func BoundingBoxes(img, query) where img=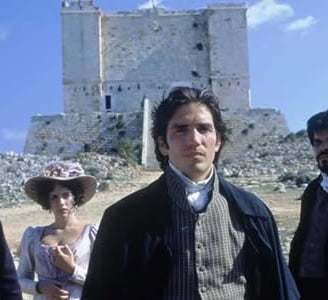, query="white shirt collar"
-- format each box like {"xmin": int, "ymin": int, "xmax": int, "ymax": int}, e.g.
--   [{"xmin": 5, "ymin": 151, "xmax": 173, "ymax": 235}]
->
[
  {"xmin": 321, "ymin": 172, "xmax": 328, "ymax": 193},
  {"xmin": 168, "ymin": 162, "xmax": 214, "ymax": 212},
  {"xmin": 168, "ymin": 162, "xmax": 213, "ymax": 188}
]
